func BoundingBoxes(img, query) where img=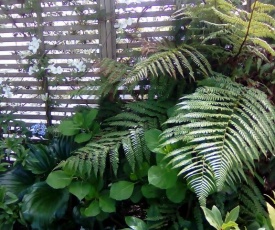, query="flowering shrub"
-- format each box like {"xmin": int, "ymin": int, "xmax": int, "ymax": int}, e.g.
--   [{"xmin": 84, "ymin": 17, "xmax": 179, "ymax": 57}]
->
[{"xmin": 30, "ymin": 123, "xmax": 47, "ymax": 137}]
